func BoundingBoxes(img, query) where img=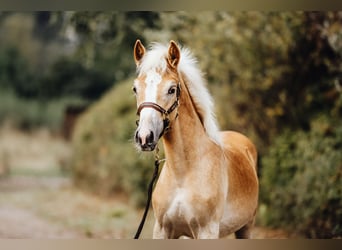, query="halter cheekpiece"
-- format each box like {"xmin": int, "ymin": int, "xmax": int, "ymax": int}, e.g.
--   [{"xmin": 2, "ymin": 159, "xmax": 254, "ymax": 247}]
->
[{"xmin": 136, "ymin": 84, "xmax": 180, "ymax": 138}]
